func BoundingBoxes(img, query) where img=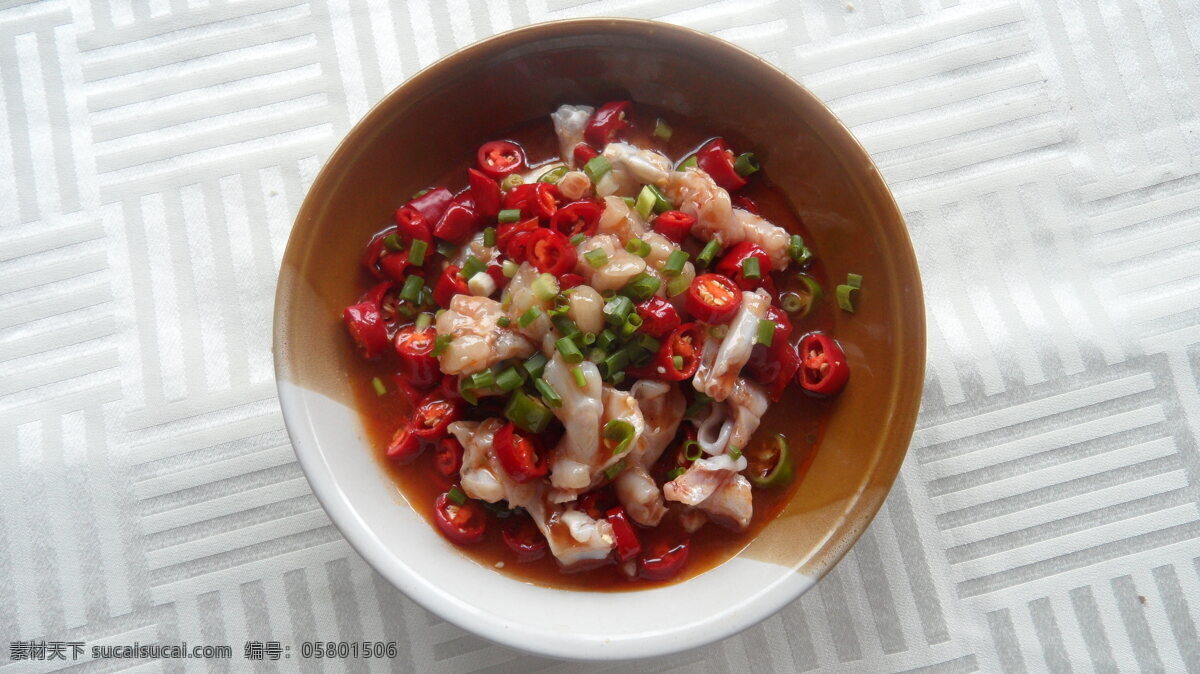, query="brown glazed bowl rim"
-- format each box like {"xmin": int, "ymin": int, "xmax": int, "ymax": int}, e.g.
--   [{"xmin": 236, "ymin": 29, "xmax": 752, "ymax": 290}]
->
[{"xmin": 274, "ymin": 17, "xmax": 924, "ymax": 660}]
